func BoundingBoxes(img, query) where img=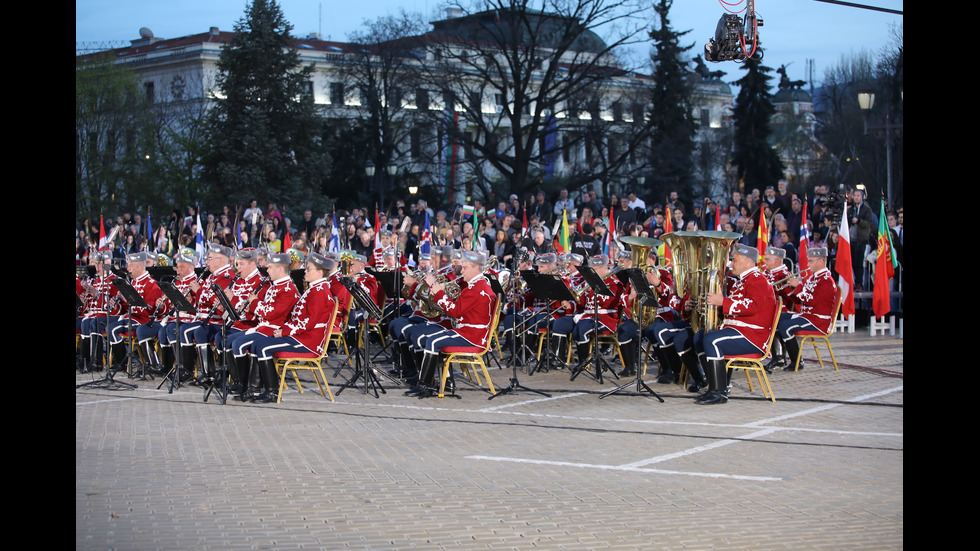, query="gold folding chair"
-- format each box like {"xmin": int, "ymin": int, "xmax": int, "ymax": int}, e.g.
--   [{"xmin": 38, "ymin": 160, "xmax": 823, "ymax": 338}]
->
[
  {"xmin": 724, "ymin": 299, "xmax": 783, "ymax": 402},
  {"xmin": 790, "ymin": 286, "xmax": 843, "ymax": 371},
  {"xmin": 438, "ymin": 301, "xmax": 502, "ymax": 397},
  {"xmin": 273, "ymin": 297, "xmax": 338, "ymax": 403}
]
